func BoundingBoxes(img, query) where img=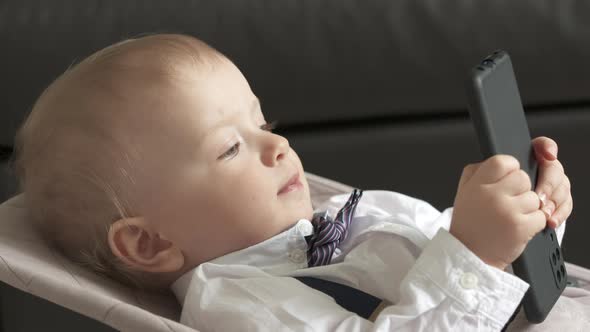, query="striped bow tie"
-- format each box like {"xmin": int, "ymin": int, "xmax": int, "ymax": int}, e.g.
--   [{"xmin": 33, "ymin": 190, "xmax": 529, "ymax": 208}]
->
[{"xmin": 307, "ymin": 189, "xmax": 363, "ymax": 267}]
